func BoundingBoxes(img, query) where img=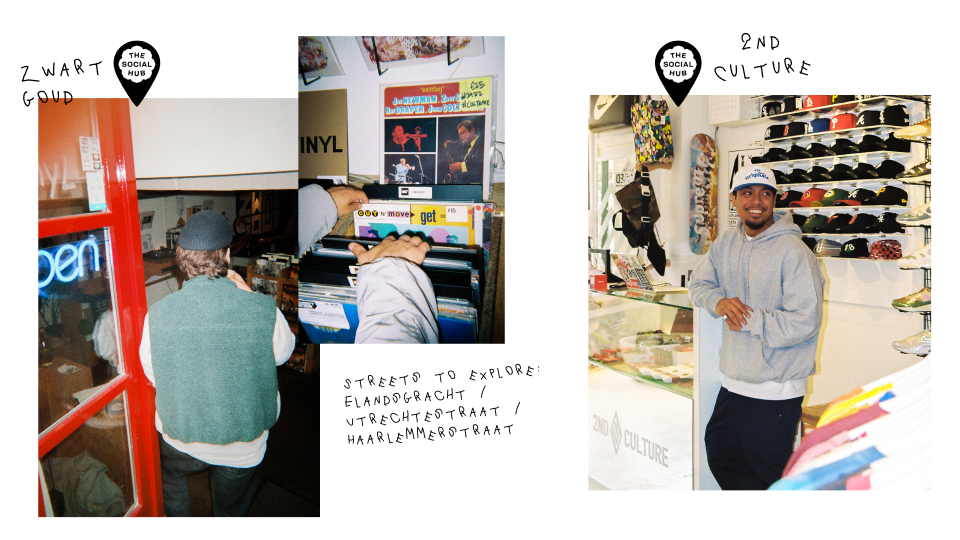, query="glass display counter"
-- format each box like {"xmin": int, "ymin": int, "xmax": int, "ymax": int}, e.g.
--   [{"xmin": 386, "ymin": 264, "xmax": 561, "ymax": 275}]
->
[{"xmin": 588, "ymin": 288, "xmax": 723, "ymax": 490}]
